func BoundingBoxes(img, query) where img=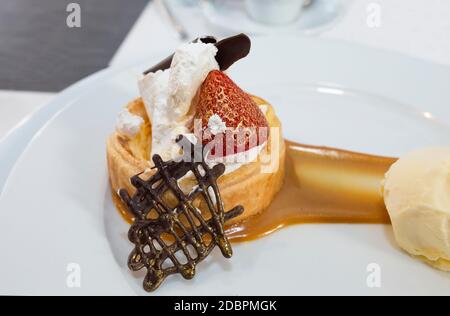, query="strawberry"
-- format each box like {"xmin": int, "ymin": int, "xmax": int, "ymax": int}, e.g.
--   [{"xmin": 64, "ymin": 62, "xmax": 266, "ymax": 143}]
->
[{"xmin": 192, "ymin": 70, "xmax": 269, "ymax": 157}]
